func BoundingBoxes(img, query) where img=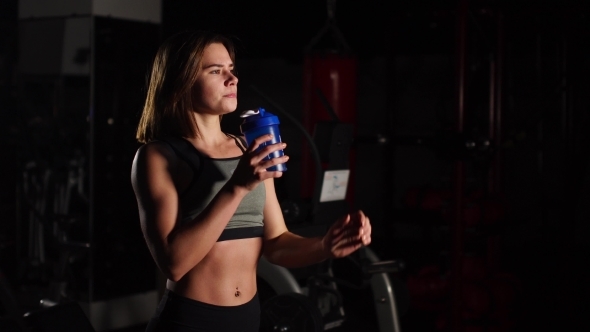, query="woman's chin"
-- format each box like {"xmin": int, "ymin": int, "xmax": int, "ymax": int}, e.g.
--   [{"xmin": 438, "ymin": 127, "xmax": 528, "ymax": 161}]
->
[
  {"xmin": 223, "ymin": 104, "xmax": 238, "ymax": 114},
  {"xmin": 195, "ymin": 106, "xmax": 237, "ymax": 116}
]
